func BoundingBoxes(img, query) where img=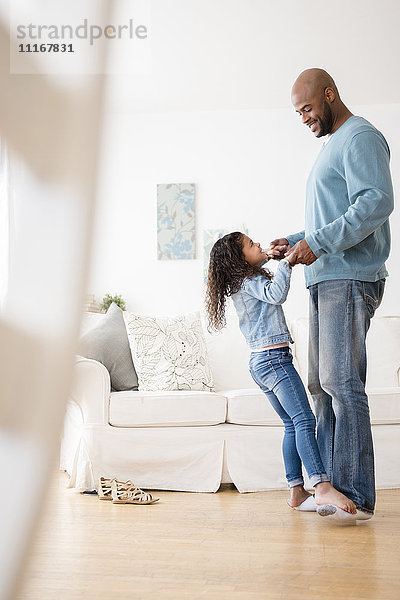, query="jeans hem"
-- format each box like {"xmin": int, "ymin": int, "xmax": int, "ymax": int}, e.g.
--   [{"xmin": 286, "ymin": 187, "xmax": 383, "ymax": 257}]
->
[
  {"xmin": 355, "ymin": 504, "xmax": 374, "ymax": 515},
  {"xmin": 287, "ymin": 477, "xmax": 304, "ymax": 488},
  {"xmin": 309, "ymin": 473, "xmax": 330, "ymax": 487}
]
